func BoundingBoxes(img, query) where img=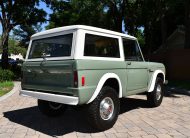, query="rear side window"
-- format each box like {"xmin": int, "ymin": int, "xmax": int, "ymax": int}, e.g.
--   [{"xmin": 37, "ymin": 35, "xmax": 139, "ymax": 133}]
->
[
  {"xmin": 84, "ymin": 34, "xmax": 120, "ymax": 58},
  {"xmin": 28, "ymin": 34, "xmax": 73, "ymax": 59}
]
